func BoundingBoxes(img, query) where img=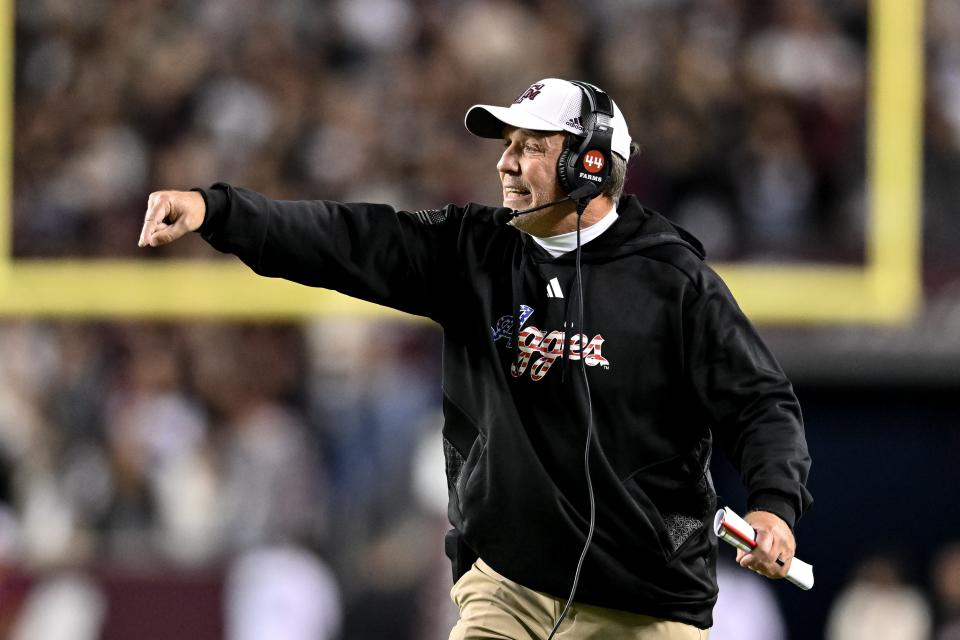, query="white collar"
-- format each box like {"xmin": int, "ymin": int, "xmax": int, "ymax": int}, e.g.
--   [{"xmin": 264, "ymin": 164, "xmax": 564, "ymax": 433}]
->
[{"xmin": 530, "ymin": 204, "xmax": 619, "ymax": 258}]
